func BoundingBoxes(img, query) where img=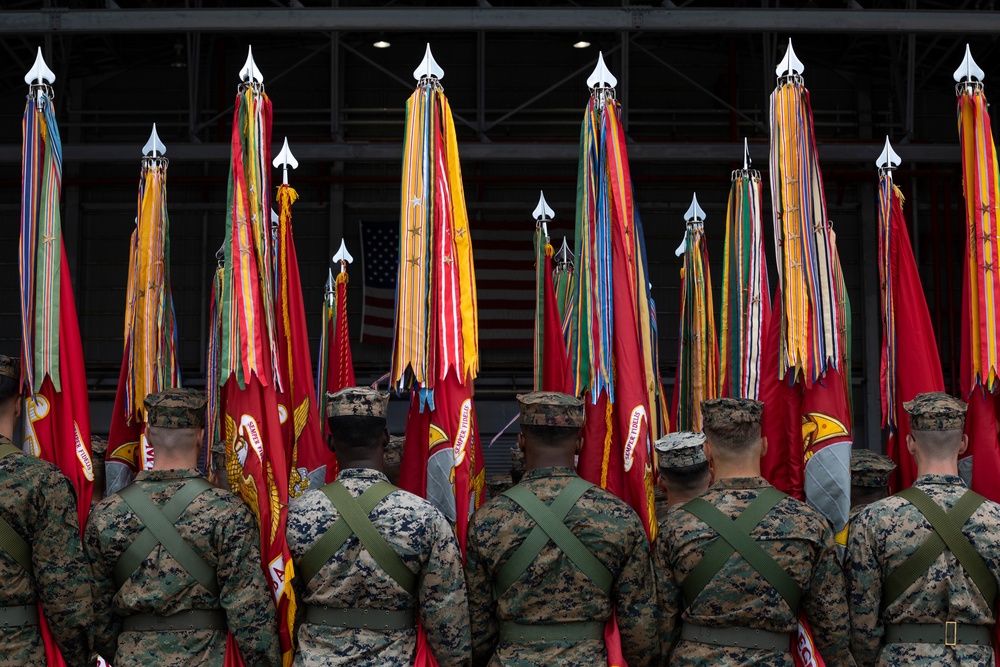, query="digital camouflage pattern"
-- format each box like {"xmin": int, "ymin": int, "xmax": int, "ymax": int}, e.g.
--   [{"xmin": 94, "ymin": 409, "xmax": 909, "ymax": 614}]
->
[
  {"xmin": 515, "ymin": 392, "xmax": 584, "ymax": 428},
  {"xmin": 654, "ymin": 432, "xmax": 707, "ymax": 469},
  {"xmin": 0, "ymin": 435, "xmax": 92, "ymax": 667},
  {"xmin": 846, "ymin": 474, "xmax": 1000, "ymax": 666},
  {"xmin": 902, "ymin": 391, "xmax": 967, "ymax": 432},
  {"xmin": 286, "ymin": 467, "xmax": 471, "ymax": 667},
  {"xmin": 0, "ymin": 354, "xmax": 18, "ymax": 379},
  {"xmin": 656, "ymin": 477, "xmax": 854, "ymax": 666},
  {"xmin": 700, "ymin": 397, "xmax": 763, "ymax": 430},
  {"xmin": 383, "ymin": 434, "xmax": 405, "ymax": 486},
  {"xmin": 325, "ymin": 387, "xmax": 389, "ymax": 419},
  {"xmin": 465, "ymin": 467, "xmax": 658, "ymax": 667},
  {"xmin": 510, "ymin": 446, "xmax": 525, "ymax": 484},
  {"xmin": 851, "ymin": 449, "xmax": 896, "ymax": 489},
  {"xmin": 85, "ymin": 468, "xmax": 279, "ymax": 667},
  {"xmin": 143, "ymin": 388, "xmax": 207, "ymax": 429},
  {"xmin": 486, "ymin": 475, "xmax": 514, "ymax": 500},
  {"xmin": 654, "ymin": 485, "xmax": 673, "ymax": 523}
]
